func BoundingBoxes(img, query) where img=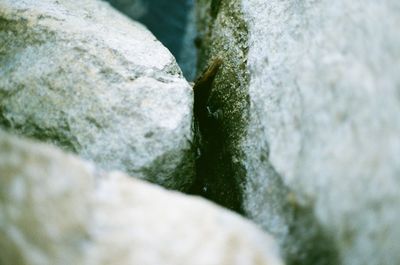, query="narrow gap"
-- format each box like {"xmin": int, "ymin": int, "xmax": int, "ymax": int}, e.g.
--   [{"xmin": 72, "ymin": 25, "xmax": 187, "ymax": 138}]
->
[
  {"xmin": 188, "ymin": 58, "xmax": 244, "ymax": 214},
  {"xmin": 108, "ymin": 0, "xmax": 244, "ymax": 213},
  {"xmin": 186, "ymin": 0, "xmax": 250, "ymax": 214},
  {"xmin": 104, "ymin": 2, "xmax": 340, "ymax": 264}
]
